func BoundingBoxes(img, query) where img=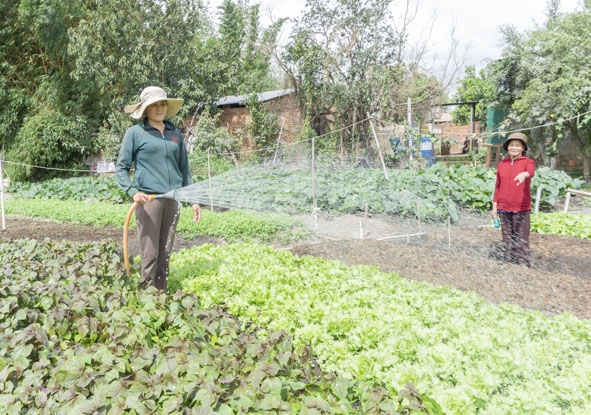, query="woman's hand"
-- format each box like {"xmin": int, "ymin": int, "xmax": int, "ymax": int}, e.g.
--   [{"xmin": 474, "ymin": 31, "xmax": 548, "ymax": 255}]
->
[
  {"xmin": 491, "ymin": 202, "xmax": 498, "ymax": 220},
  {"xmin": 192, "ymin": 204, "xmax": 201, "ymax": 222},
  {"xmin": 132, "ymin": 192, "xmax": 151, "ymax": 204},
  {"xmin": 514, "ymin": 171, "xmax": 530, "ymax": 186}
]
